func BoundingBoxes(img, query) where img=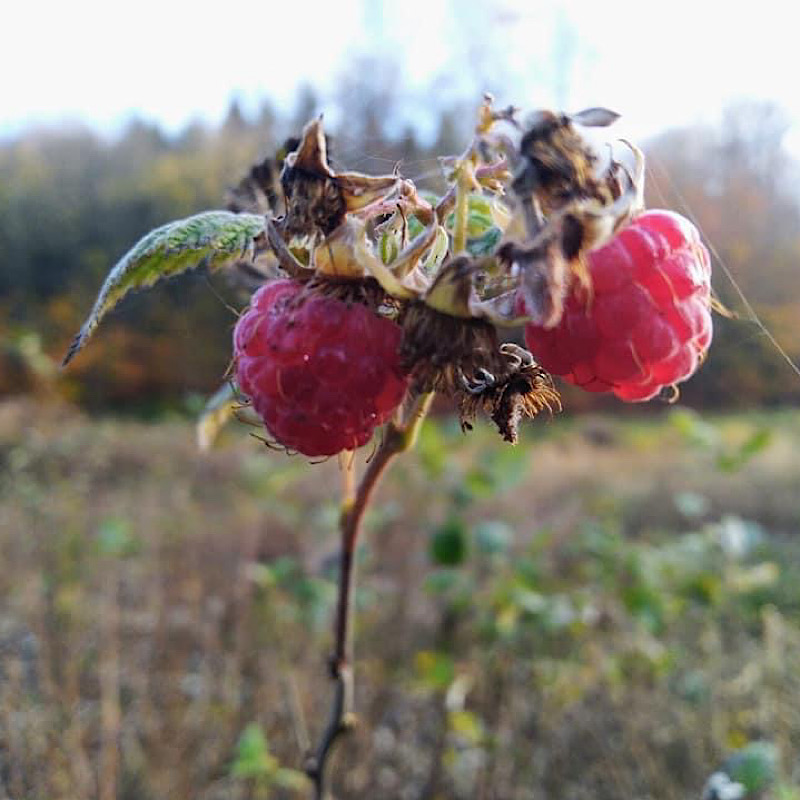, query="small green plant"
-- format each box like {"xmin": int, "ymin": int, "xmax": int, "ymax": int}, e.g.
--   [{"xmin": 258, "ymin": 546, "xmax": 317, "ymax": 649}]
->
[
  {"xmin": 64, "ymin": 96, "xmax": 714, "ymax": 795},
  {"xmin": 231, "ymin": 723, "xmax": 306, "ymax": 795}
]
